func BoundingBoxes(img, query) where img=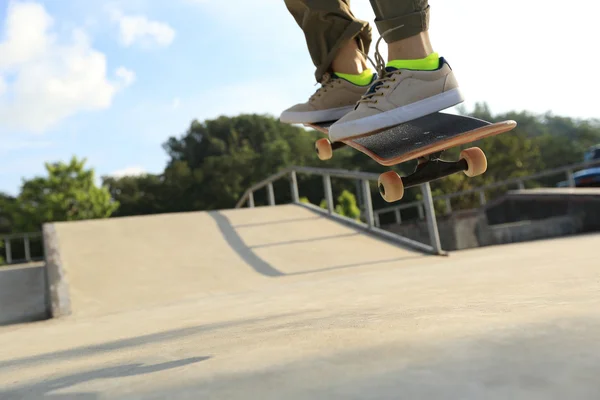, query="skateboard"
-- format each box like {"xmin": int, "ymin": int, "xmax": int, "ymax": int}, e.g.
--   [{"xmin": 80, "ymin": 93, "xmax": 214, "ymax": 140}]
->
[{"xmin": 305, "ymin": 112, "xmax": 517, "ymax": 202}]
